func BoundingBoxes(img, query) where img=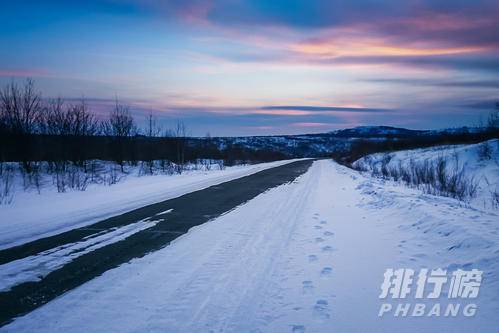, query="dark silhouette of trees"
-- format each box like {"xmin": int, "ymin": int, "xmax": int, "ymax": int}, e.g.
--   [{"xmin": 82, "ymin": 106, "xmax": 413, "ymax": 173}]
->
[
  {"xmin": 0, "ymin": 79, "xmax": 42, "ymax": 136},
  {"xmin": 102, "ymin": 100, "xmax": 137, "ymax": 171},
  {"xmin": 174, "ymin": 120, "xmax": 186, "ymax": 173},
  {"xmin": 1, "ymin": 79, "xmax": 496, "ymax": 185},
  {"xmin": 142, "ymin": 112, "xmax": 162, "ymax": 174},
  {"xmin": 41, "ymin": 98, "xmax": 99, "ymax": 167},
  {"xmin": 0, "ymin": 79, "xmax": 43, "ymax": 172},
  {"xmin": 0, "ymin": 79, "xmax": 296, "ymax": 198},
  {"xmin": 487, "ymin": 103, "xmax": 499, "ymax": 129}
]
